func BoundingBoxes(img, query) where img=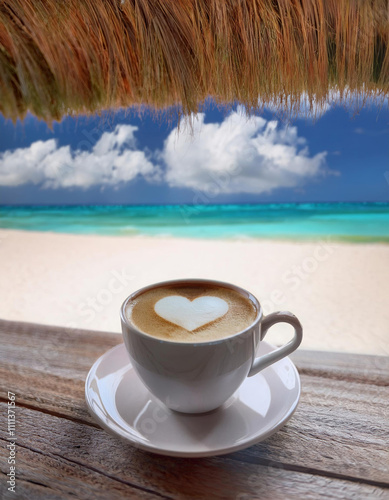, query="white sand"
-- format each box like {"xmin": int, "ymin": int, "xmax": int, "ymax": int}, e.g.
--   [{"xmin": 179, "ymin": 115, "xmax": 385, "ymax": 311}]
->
[{"xmin": 0, "ymin": 228, "xmax": 388, "ymax": 356}]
